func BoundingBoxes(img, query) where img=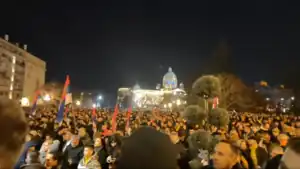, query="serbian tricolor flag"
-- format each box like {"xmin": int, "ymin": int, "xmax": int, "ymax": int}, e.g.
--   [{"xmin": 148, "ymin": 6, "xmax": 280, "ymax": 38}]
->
[
  {"xmin": 111, "ymin": 104, "xmax": 119, "ymax": 132},
  {"xmin": 212, "ymin": 97, "xmax": 219, "ymax": 109},
  {"xmin": 56, "ymin": 75, "xmax": 71, "ymax": 122},
  {"xmin": 126, "ymin": 106, "xmax": 132, "ymax": 129},
  {"xmin": 31, "ymin": 90, "xmax": 40, "ymax": 115}
]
